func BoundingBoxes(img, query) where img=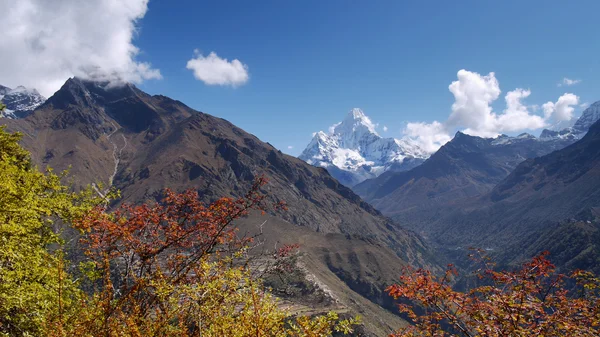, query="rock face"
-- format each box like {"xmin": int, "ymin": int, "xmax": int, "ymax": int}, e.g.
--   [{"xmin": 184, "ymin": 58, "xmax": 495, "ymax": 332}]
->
[
  {"xmin": 0, "ymin": 85, "xmax": 46, "ymax": 118},
  {"xmin": 1, "ymin": 78, "xmax": 439, "ymax": 336},
  {"xmin": 299, "ymin": 108, "xmax": 428, "ymax": 187}
]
